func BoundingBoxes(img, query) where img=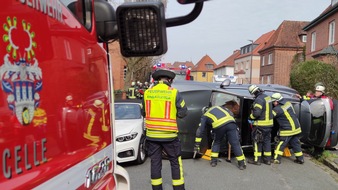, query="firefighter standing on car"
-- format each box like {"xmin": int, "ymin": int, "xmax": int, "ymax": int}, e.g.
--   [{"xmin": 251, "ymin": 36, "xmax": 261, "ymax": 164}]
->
[
  {"xmin": 142, "ymin": 69, "xmax": 187, "ymax": 190},
  {"xmin": 271, "ymin": 93, "xmax": 304, "ymax": 164},
  {"xmin": 194, "ymin": 100, "xmax": 246, "ymax": 170},
  {"xmin": 248, "ymin": 85, "xmax": 274, "ymax": 165}
]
